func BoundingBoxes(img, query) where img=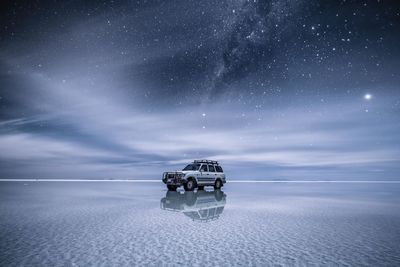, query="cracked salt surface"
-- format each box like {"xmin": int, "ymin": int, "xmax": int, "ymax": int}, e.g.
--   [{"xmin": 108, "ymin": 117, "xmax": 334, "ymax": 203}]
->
[{"xmin": 1, "ymin": 182, "xmax": 400, "ymax": 266}]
